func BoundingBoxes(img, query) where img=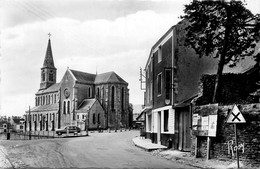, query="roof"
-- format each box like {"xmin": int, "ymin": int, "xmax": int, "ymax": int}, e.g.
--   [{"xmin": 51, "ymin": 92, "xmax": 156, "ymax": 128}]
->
[
  {"xmin": 28, "ymin": 103, "xmax": 59, "ymax": 113},
  {"xmin": 36, "ymin": 83, "xmax": 60, "ymax": 95},
  {"xmin": 78, "ymin": 99, "xmax": 96, "ymax": 110},
  {"xmin": 173, "ymin": 94, "xmax": 199, "ymax": 108},
  {"xmin": 95, "ymin": 72, "xmax": 128, "ymax": 85},
  {"xmin": 43, "ymin": 39, "xmax": 56, "ymax": 69},
  {"xmin": 70, "ymin": 69, "xmax": 96, "ymax": 84}
]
